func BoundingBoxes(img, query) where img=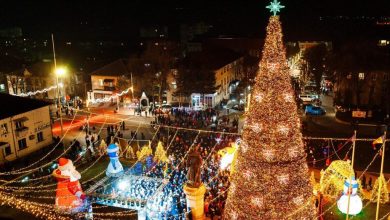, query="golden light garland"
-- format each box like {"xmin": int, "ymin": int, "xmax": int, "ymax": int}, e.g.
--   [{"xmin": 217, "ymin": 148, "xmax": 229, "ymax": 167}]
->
[
  {"xmin": 0, "ymin": 191, "xmax": 70, "ymax": 220},
  {"xmin": 370, "ymin": 174, "xmax": 389, "ymax": 204}
]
